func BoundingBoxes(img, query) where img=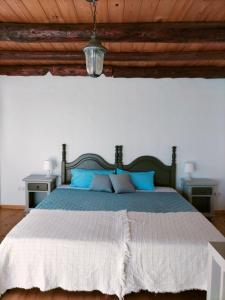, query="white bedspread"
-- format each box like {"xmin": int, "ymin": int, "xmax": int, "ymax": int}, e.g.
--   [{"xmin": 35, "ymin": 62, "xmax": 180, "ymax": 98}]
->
[
  {"xmin": 125, "ymin": 211, "xmax": 224, "ymax": 295},
  {"xmin": 0, "ymin": 209, "xmax": 224, "ymax": 298},
  {"xmin": 0, "ymin": 210, "xmax": 129, "ymax": 298}
]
